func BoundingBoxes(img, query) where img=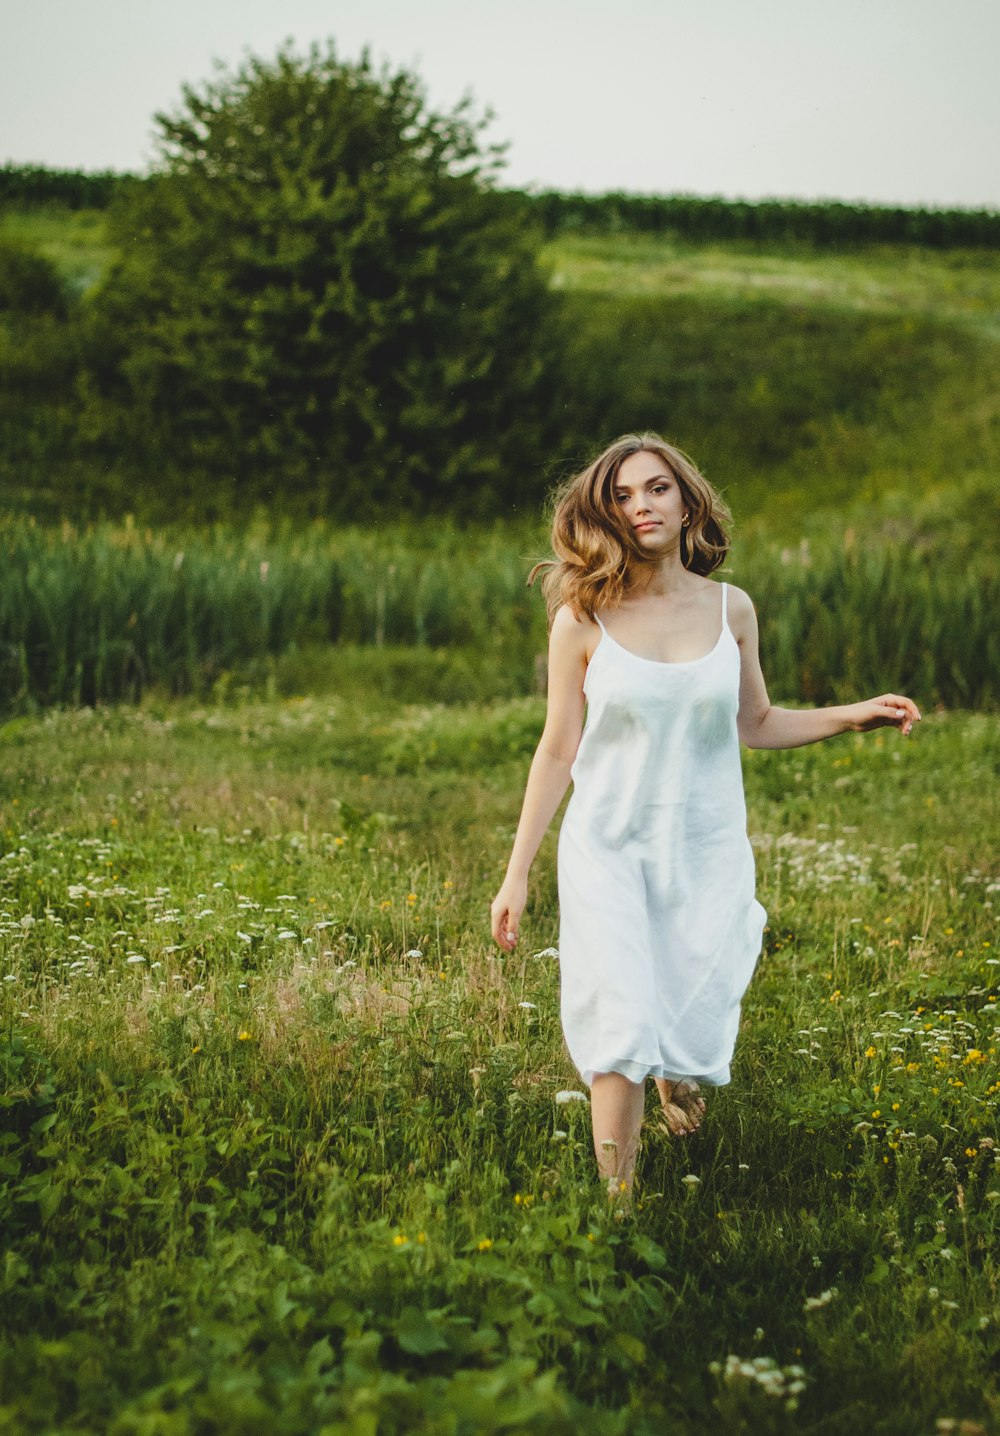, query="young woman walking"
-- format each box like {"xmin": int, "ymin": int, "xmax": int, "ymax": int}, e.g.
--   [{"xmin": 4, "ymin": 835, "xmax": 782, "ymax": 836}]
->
[{"xmin": 490, "ymin": 432, "xmax": 920, "ymax": 1210}]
